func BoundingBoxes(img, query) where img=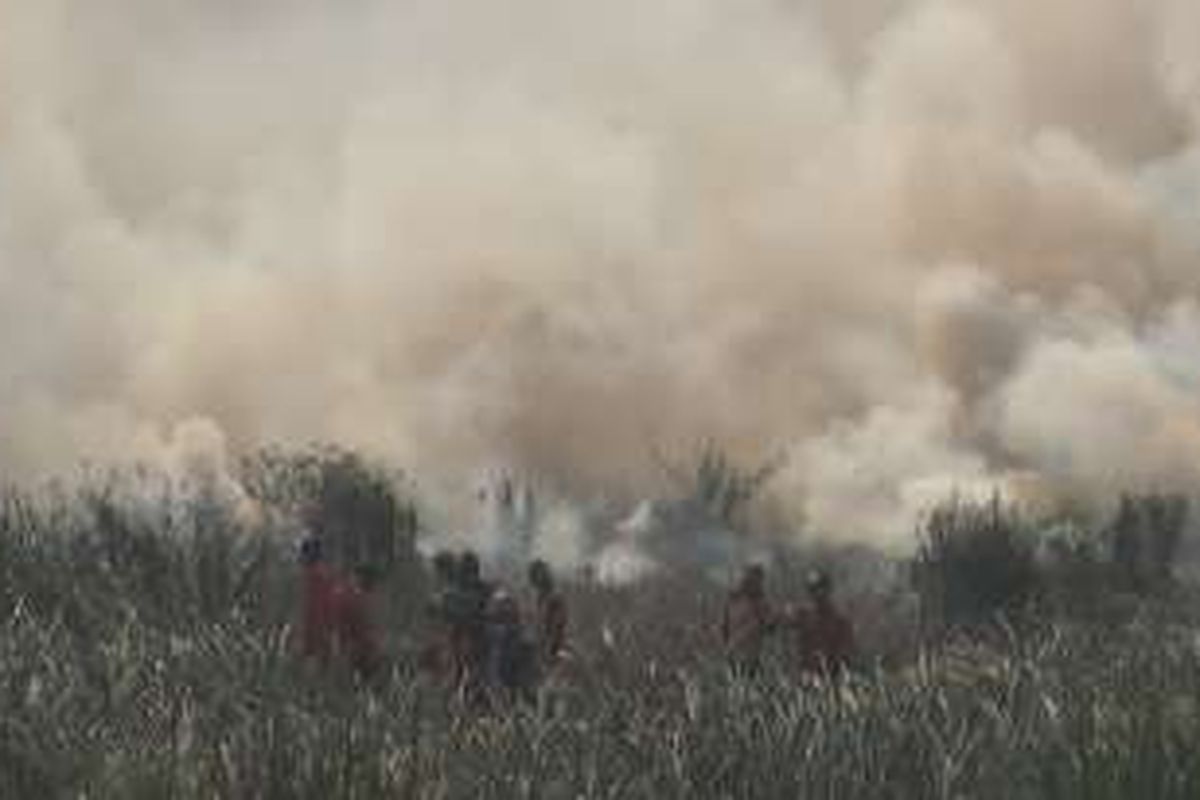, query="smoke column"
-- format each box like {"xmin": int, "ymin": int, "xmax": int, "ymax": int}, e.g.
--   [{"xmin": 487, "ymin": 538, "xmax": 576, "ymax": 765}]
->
[{"xmin": 2, "ymin": 0, "xmax": 1199, "ymax": 548}]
